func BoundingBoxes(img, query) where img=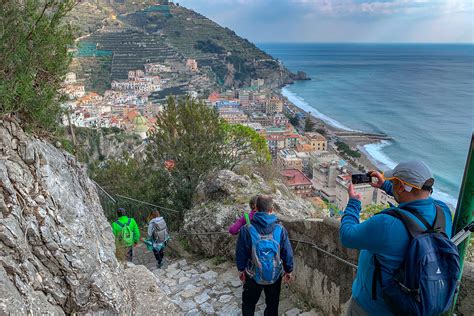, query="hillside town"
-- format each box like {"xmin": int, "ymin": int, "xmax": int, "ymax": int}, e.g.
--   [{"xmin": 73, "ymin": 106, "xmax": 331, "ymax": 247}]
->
[{"xmin": 62, "ymin": 52, "xmax": 394, "ymax": 216}]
